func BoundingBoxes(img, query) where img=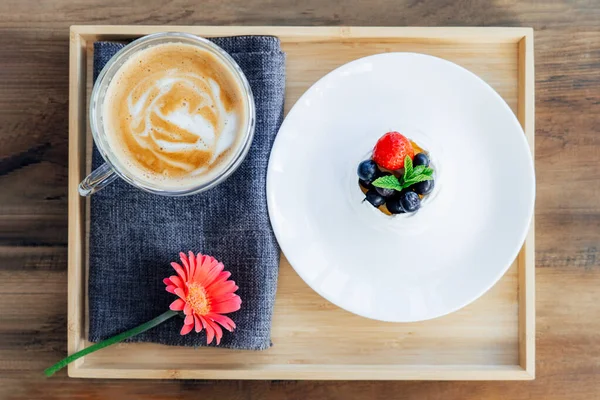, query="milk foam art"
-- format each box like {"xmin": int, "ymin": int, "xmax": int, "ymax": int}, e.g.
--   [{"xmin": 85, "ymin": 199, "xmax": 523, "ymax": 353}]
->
[{"xmin": 102, "ymin": 42, "xmax": 247, "ymax": 189}]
